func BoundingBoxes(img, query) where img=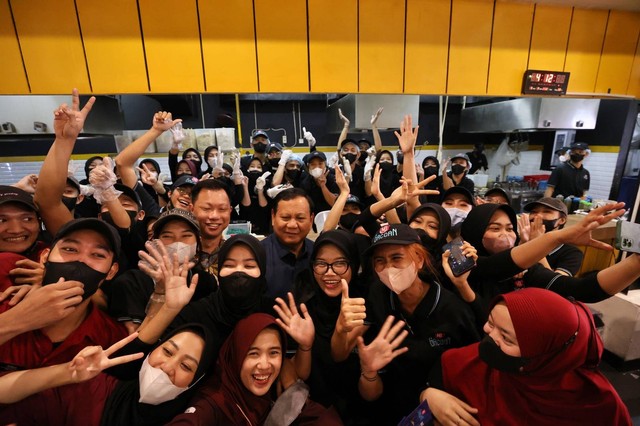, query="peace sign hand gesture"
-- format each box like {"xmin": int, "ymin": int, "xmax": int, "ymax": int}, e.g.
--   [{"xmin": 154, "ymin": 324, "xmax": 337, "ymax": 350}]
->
[{"xmin": 53, "ymin": 88, "xmax": 96, "ymax": 142}]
